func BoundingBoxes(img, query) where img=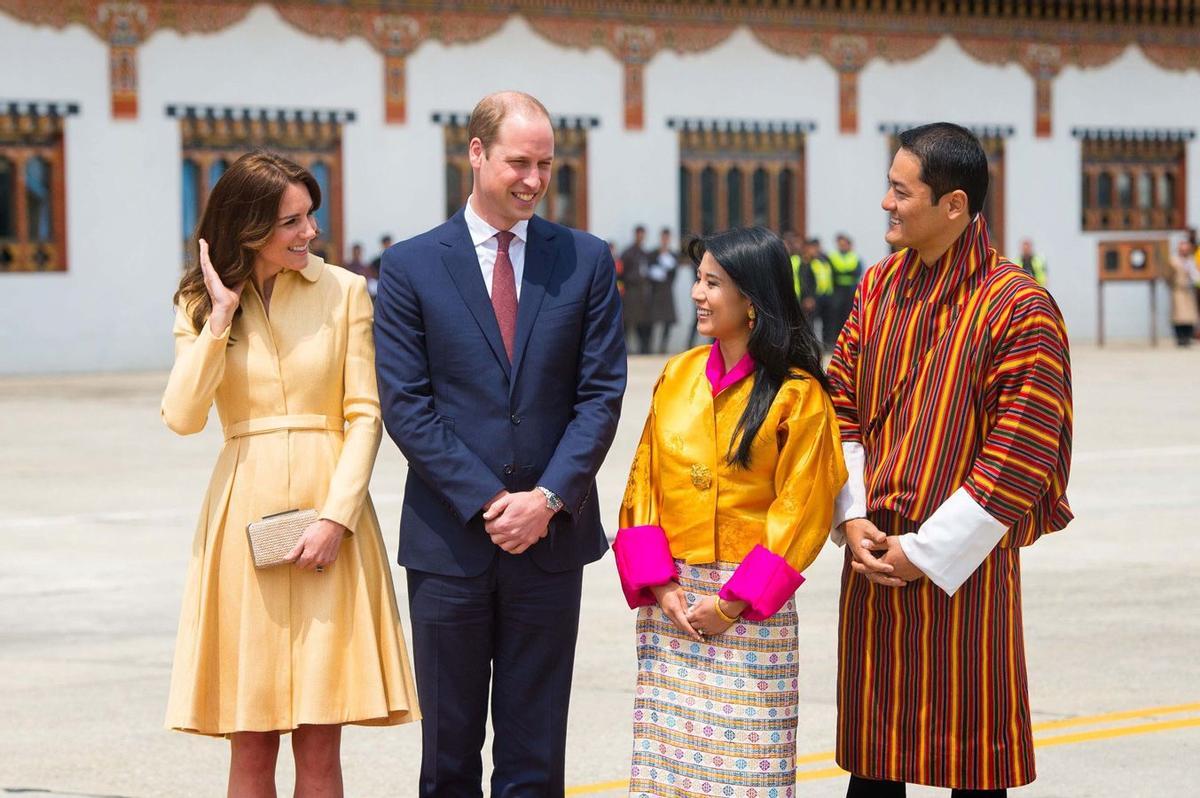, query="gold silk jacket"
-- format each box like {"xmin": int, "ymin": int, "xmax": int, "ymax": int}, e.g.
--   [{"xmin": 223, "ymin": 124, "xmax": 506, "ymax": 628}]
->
[{"xmin": 620, "ymin": 345, "xmax": 847, "ymax": 574}]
